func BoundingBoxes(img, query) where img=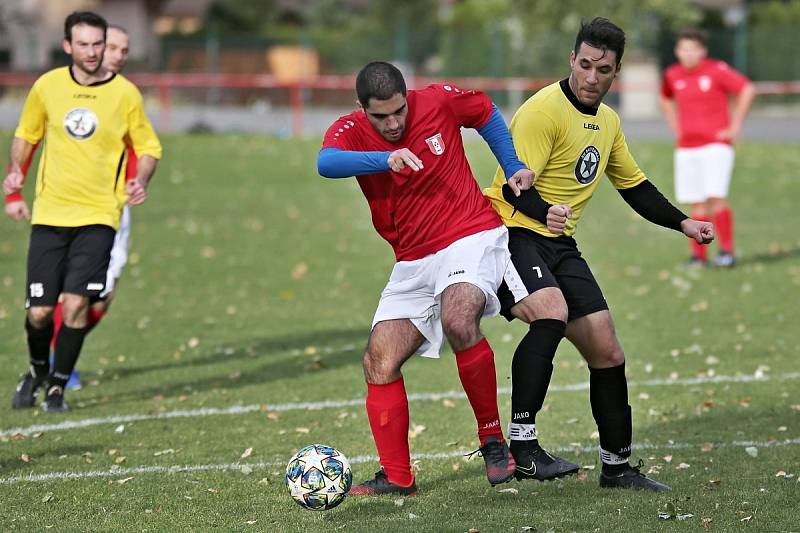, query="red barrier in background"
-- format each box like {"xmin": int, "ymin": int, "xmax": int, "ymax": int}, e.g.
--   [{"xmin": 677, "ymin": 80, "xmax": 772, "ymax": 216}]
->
[{"xmin": 2, "ymin": 72, "xmax": 799, "ymax": 137}]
